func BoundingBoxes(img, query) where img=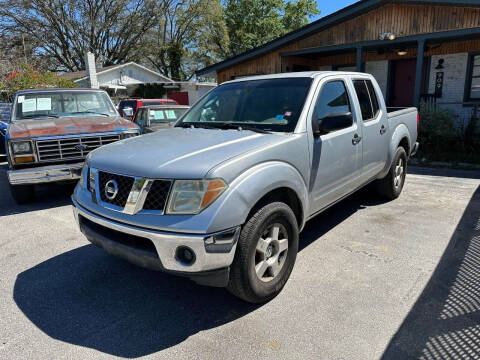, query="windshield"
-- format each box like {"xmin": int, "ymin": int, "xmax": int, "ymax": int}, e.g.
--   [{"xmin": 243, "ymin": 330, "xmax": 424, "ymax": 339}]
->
[
  {"xmin": 178, "ymin": 78, "xmax": 312, "ymax": 132},
  {"xmin": 13, "ymin": 91, "xmax": 117, "ymax": 120},
  {"xmin": 149, "ymin": 108, "xmax": 187, "ymax": 124}
]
